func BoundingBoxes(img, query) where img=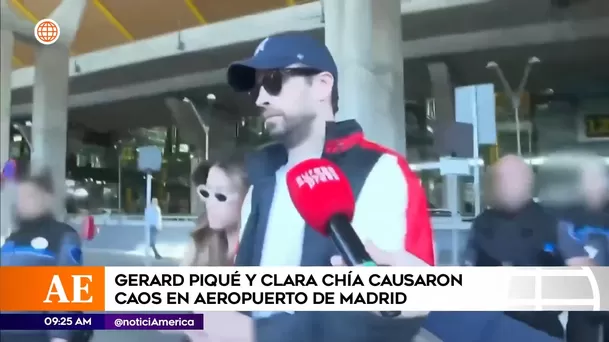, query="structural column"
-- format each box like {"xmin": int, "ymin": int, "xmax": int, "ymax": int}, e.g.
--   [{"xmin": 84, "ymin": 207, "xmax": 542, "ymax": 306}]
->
[
  {"xmin": 30, "ymin": 45, "xmax": 70, "ymax": 218},
  {"xmin": 427, "ymin": 62, "xmax": 455, "ymax": 123},
  {"xmin": 428, "ymin": 62, "xmax": 457, "ymax": 208},
  {"xmin": 323, "ymin": 0, "xmax": 406, "ymax": 154},
  {"xmin": 0, "ymin": 30, "xmax": 13, "ymax": 166},
  {"xmin": 1, "ymin": 30, "xmax": 15, "ymax": 238},
  {"xmin": 190, "ymin": 155, "xmax": 204, "ymax": 216}
]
